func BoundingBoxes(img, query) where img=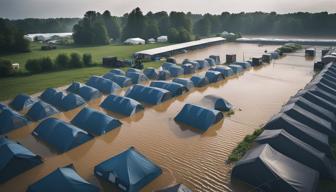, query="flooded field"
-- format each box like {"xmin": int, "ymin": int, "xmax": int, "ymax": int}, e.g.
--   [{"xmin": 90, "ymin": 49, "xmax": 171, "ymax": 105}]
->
[{"xmin": 0, "ymin": 43, "xmax": 324, "ymax": 192}]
